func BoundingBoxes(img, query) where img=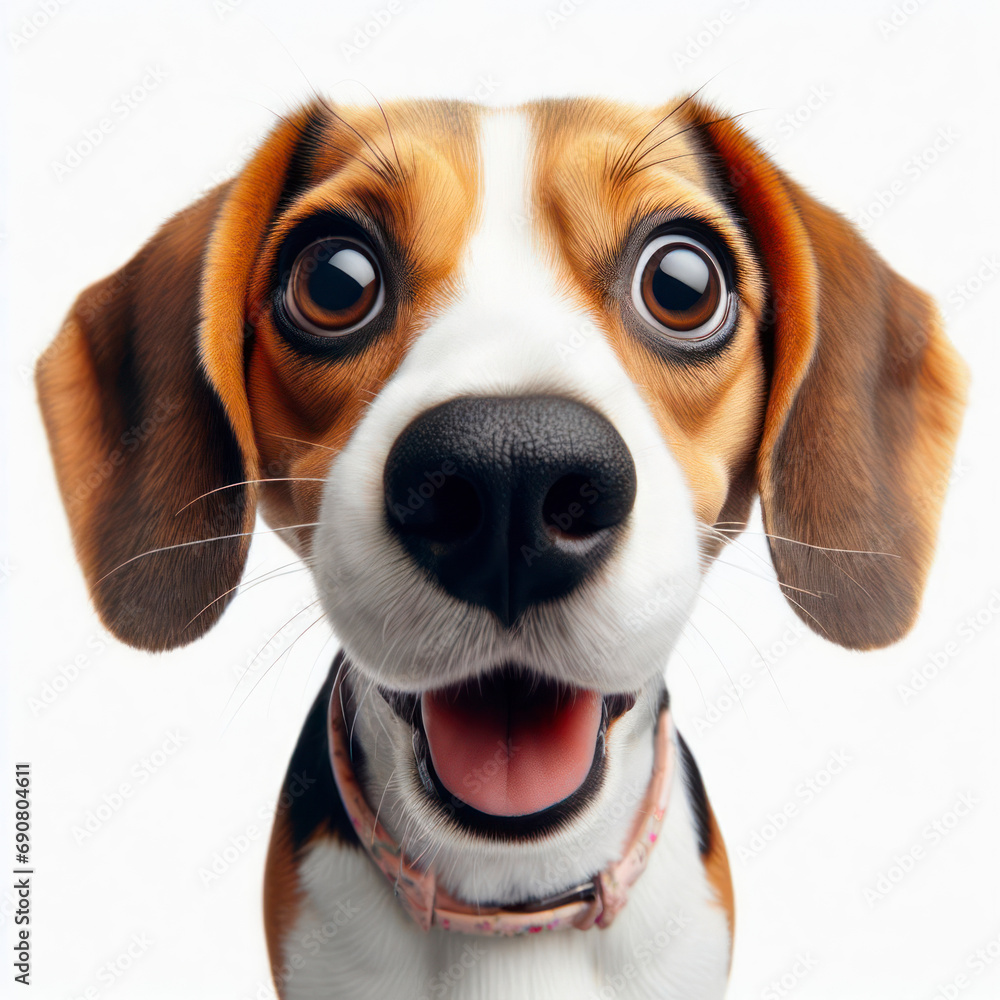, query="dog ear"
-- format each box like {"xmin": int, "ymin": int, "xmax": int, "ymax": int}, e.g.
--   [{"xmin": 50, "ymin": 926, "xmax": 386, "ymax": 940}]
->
[
  {"xmin": 35, "ymin": 185, "xmax": 258, "ymax": 651},
  {"xmin": 36, "ymin": 104, "xmax": 323, "ymax": 651},
  {"xmin": 691, "ymin": 102, "xmax": 968, "ymax": 649}
]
